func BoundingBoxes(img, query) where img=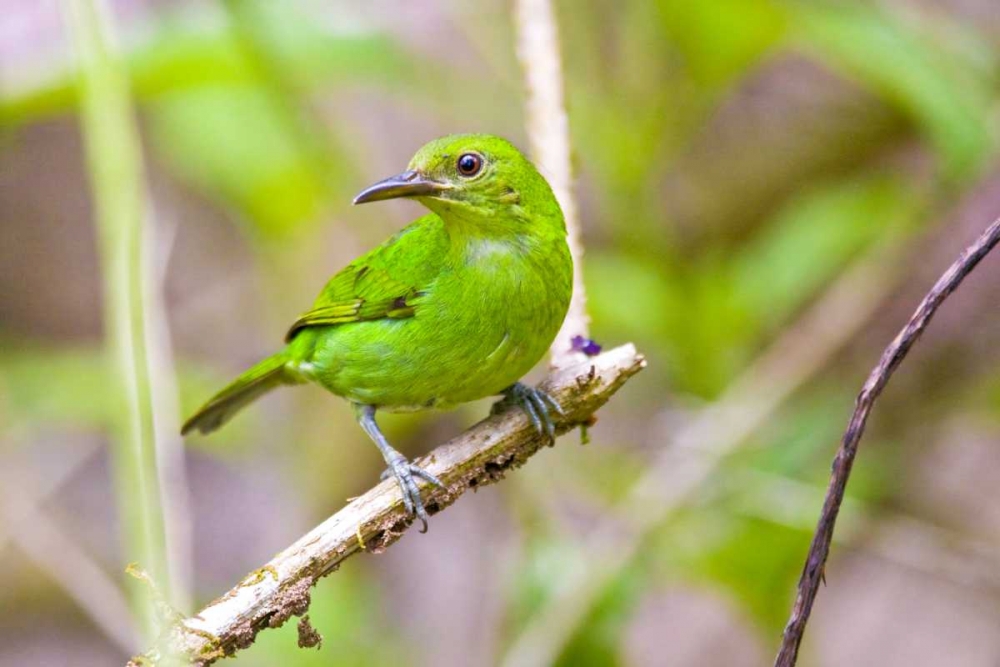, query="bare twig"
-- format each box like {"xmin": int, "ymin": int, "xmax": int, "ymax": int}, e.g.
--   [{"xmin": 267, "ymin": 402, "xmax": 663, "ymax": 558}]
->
[
  {"xmin": 130, "ymin": 344, "xmax": 645, "ymax": 666},
  {"xmin": 514, "ymin": 0, "xmax": 589, "ymax": 368},
  {"xmin": 501, "ymin": 236, "xmax": 905, "ymax": 667},
  {"xmin": 775, "ymin": 216, "xmax": 1000, "ymax": 666}
]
